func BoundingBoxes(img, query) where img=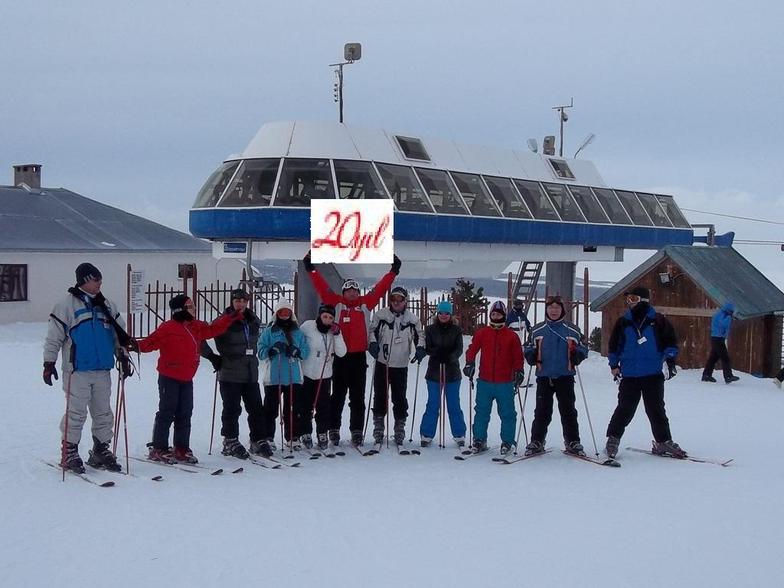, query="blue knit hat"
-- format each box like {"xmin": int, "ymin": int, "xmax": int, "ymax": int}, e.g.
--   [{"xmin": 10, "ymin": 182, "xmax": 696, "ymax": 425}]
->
[{"xmin": 436, "ymin": 300, "xmax": 453, "ymax": 315}]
